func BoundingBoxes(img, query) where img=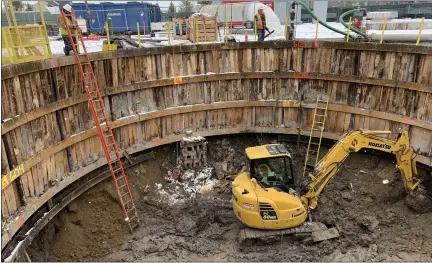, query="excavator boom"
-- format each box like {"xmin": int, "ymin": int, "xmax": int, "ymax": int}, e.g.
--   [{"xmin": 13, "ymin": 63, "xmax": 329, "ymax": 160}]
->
[{"xmin": 302, "ymin": 130, "xmax": 419, "ymax": 209}]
